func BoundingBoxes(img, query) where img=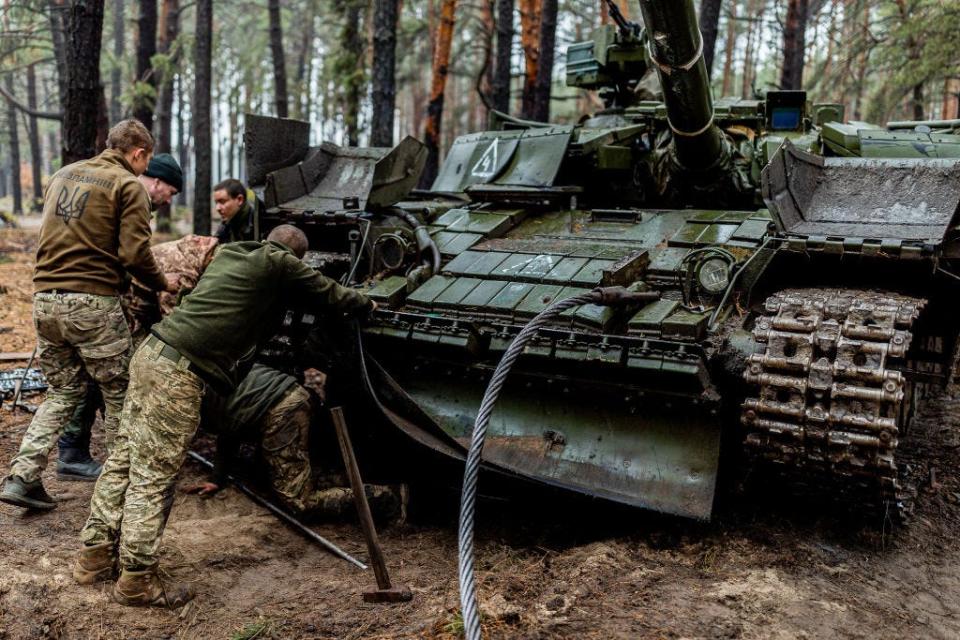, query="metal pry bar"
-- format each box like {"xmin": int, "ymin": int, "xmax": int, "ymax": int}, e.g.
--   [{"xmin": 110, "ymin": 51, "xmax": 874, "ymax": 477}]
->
[{"xmin": 186, "ymin": 450, "xmax": 368, "ymax": 571}]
